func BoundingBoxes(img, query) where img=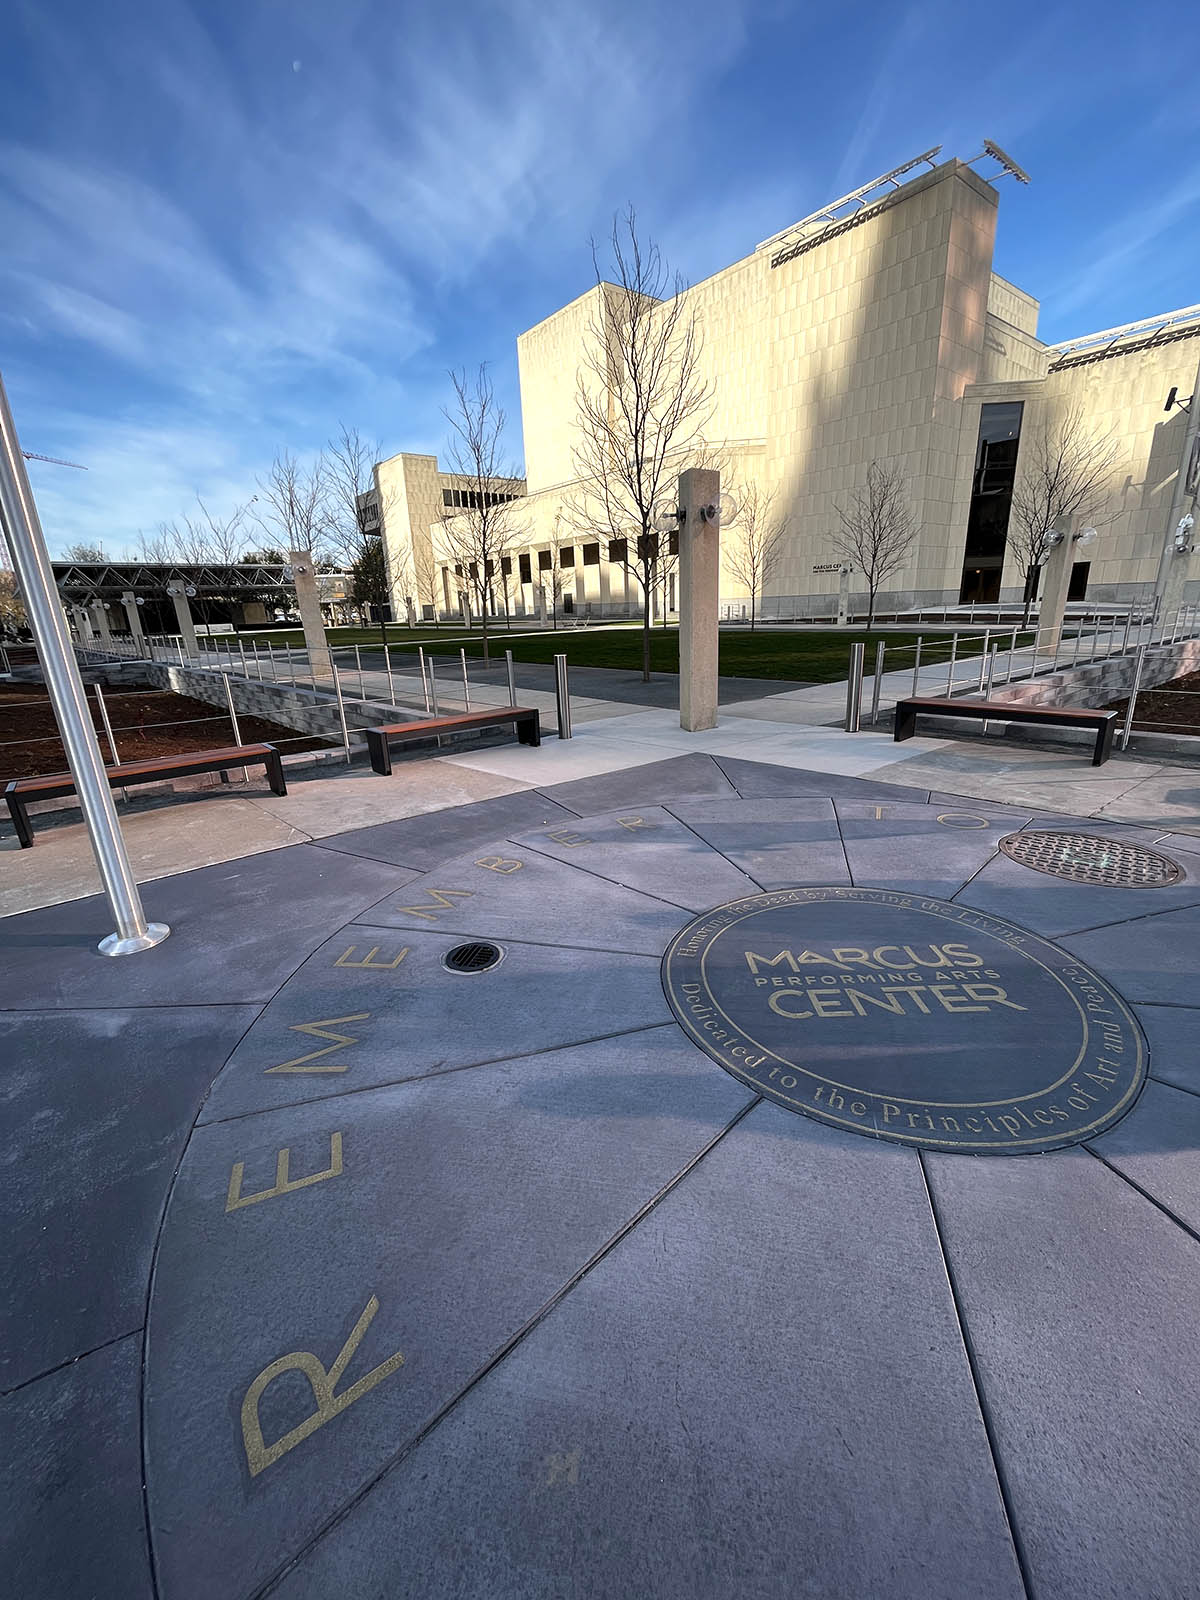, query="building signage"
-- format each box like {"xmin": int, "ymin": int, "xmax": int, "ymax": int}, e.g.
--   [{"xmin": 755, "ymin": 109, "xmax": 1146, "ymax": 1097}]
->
[{"xmin": 661, "ymin": 886, "xmax": 1145, "ymax": 1153}]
